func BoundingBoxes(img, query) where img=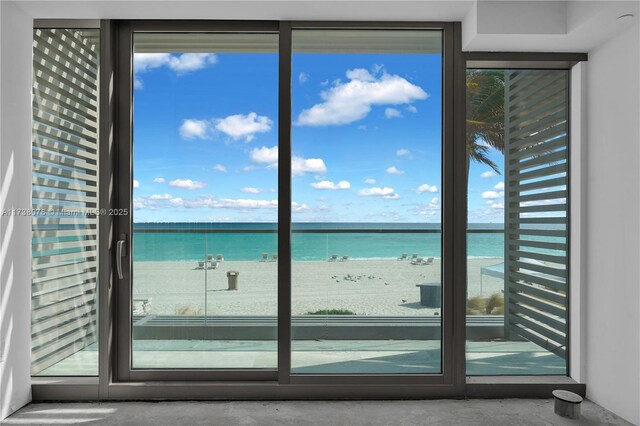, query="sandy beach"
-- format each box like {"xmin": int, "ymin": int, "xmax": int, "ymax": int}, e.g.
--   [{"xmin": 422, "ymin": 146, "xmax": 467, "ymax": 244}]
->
[{"xmin": 132, "ymin": 258, "xmax": 505, "ymax": 316}]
